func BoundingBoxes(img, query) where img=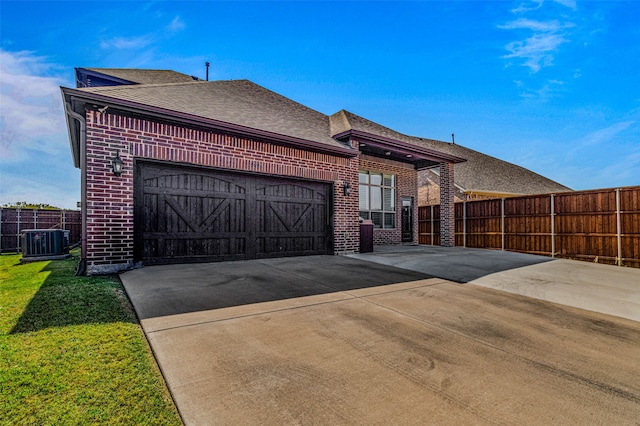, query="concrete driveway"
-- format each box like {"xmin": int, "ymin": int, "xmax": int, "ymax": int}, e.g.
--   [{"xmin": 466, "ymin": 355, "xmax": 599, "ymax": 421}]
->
[
  {"xmin": 350, "ymin": 245, "xmax": 640, "ymax": 322},
  {"xmin": 120, "ymin": 251, "xmax": 640, "ymax": 425}
]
